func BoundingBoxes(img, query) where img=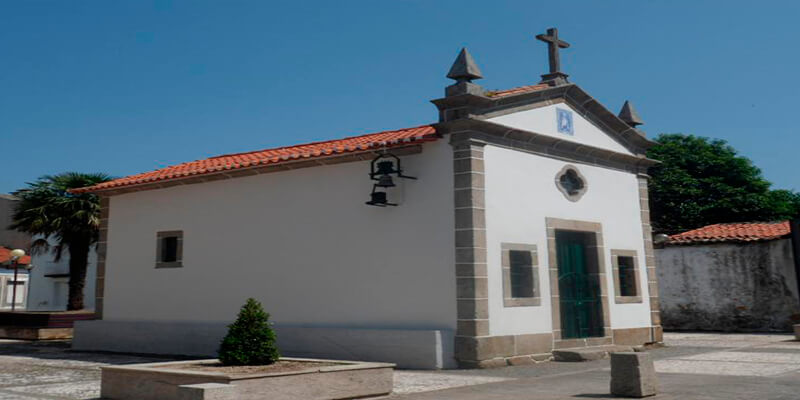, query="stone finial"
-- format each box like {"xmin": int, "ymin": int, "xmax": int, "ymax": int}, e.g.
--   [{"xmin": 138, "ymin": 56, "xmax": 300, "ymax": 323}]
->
[
  {"xmin": 445, "ymin": 48, "xmax": 485, "ymax": 97},
  {"xmin": 618, "ymin": 100, "xmax": 644, "ymax": 127},
  {"xmin": 447, "ymin": 48, "xmax": 483, "ymax": 82}
]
